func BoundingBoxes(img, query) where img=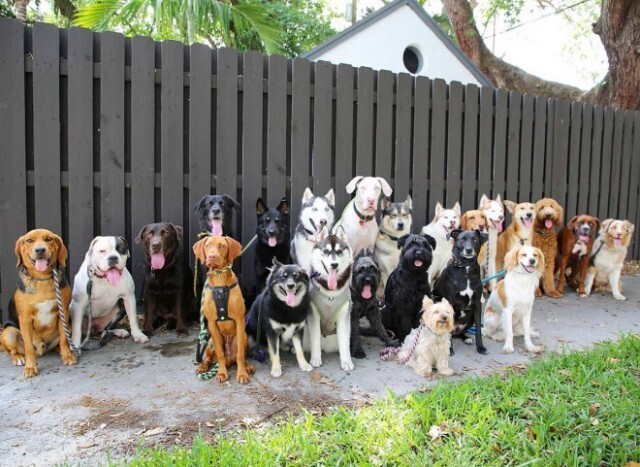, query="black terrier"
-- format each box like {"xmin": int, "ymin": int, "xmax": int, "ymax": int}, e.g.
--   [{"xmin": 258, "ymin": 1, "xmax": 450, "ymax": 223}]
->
[
  {"xmin": 350, "ymin": 249, "xmax": 398, "ymax": 358},
  {"xmin": 432, "ymin": 229, "xmax": 488, "ymax": 355},
  {"xmin": 193, "ymin": 194, "xmax": 241, "ymax": 237},
  {"xmin": 255, "ymin": 197, "xmax": 291, "ymax": 294},
  {"xmin": 381, "ymin": 233, "xmax": 436, "ymax": 343}
]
